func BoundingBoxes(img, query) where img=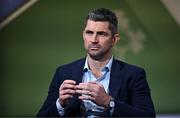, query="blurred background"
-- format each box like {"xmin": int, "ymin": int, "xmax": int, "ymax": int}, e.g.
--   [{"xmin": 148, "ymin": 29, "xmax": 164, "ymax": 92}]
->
[{"xmin": 0, "ymin": 0, "xmax": 180, "ymax": 116}]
